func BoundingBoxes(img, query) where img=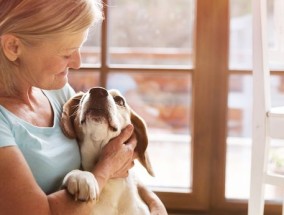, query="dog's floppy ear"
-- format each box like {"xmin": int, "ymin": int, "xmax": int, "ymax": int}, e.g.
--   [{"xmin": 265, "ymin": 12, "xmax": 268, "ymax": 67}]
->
[
  {"xmin": 131, "ymin": 109, "xmax": 155, "ymax": 177},
  {"xmin": 61, "ymin": 92, "xmax": 84, "ymax": 139}
]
